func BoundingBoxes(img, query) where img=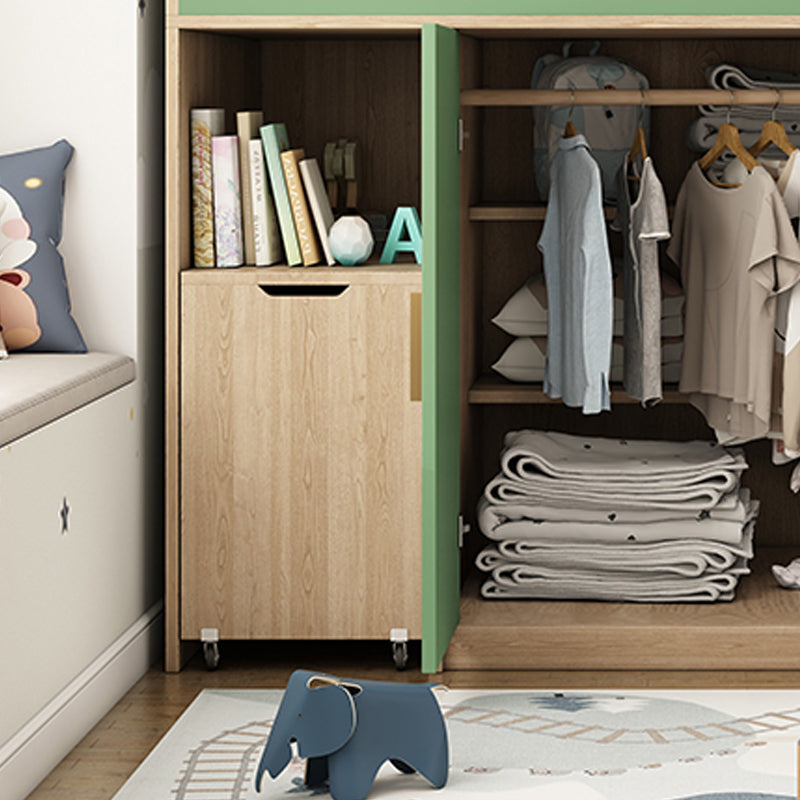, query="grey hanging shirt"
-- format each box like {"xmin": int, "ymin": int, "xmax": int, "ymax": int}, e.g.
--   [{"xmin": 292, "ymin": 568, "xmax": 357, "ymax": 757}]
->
[
  {"xmin": 611, "ymin": 156, "xmax": 671, "ymax": 407},
  {"xmin": 538, "ymin": 134, "xmax": 613, "ymax": 414}
]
